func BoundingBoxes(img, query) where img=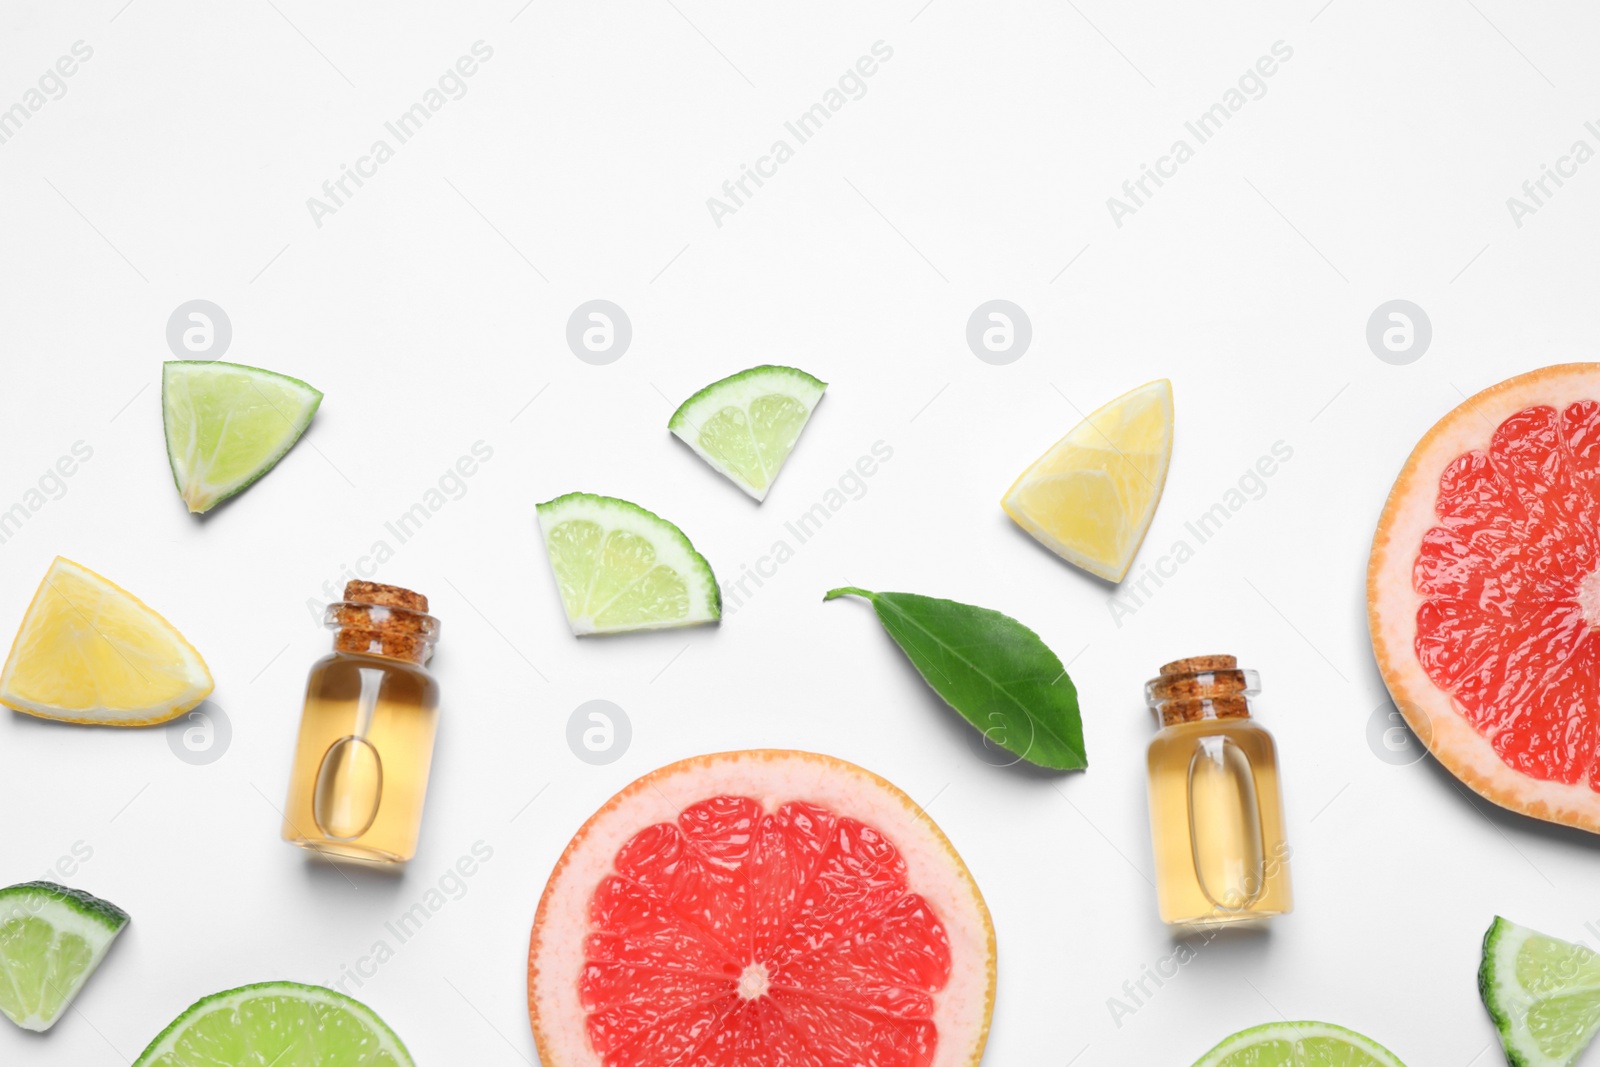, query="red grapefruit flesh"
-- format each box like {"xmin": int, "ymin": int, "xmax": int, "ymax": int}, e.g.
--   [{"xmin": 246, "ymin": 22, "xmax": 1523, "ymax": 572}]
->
[
  {"xmin": 1370, "ymin": 363, "xmax": 1600, "ymax": 831},
  {"xmin": 528, "ymin": 750, "xmax": 995, "ymax": 1067}
]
